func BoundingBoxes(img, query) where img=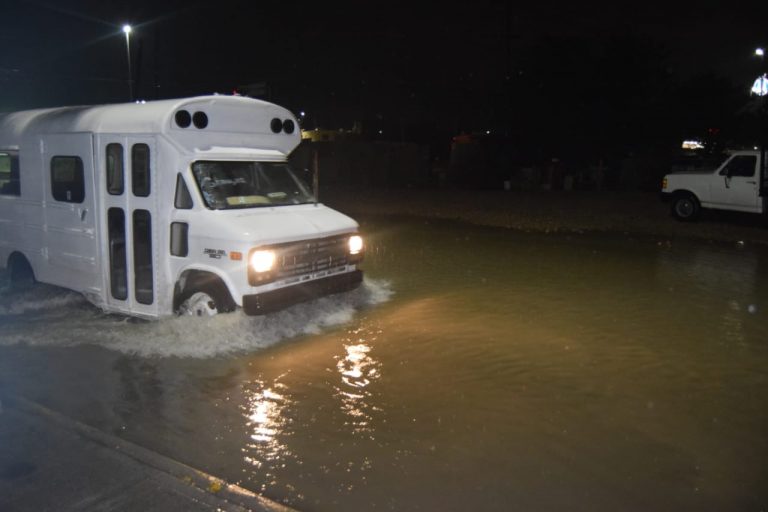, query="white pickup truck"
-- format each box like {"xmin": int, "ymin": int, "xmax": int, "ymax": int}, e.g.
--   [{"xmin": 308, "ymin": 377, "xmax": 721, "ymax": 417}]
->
[{"xmin": 661, "ymin": 150, "xmax": 768, "ymax": 220}]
